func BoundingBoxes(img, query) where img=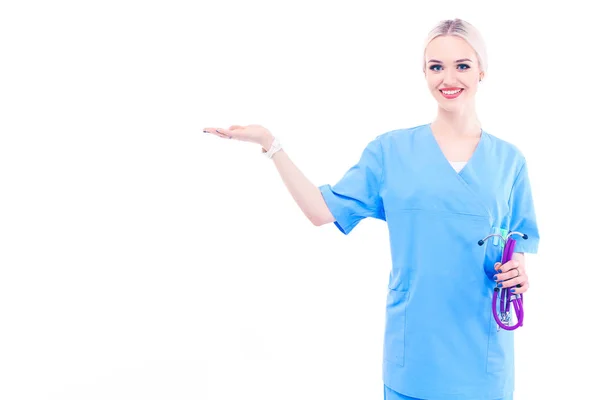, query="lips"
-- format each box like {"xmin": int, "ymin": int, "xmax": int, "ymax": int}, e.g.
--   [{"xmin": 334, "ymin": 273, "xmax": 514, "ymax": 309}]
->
[{"xmin": 440, "ymin": 88, "xmax": 463, "ymax": 99}]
